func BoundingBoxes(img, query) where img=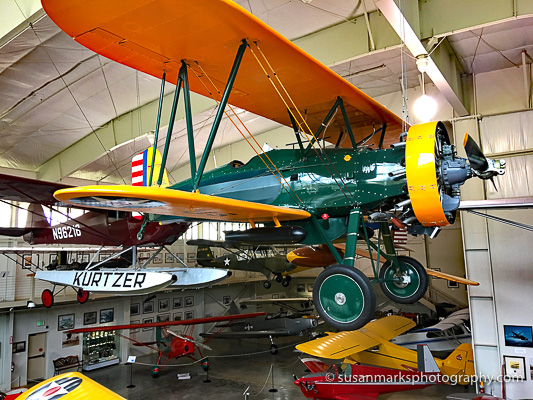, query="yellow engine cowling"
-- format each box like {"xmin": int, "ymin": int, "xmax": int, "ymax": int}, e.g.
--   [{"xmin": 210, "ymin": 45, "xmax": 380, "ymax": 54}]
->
[{"xmin": 405, "ymin": 121, "xmax": 450, "ymax": 227}]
